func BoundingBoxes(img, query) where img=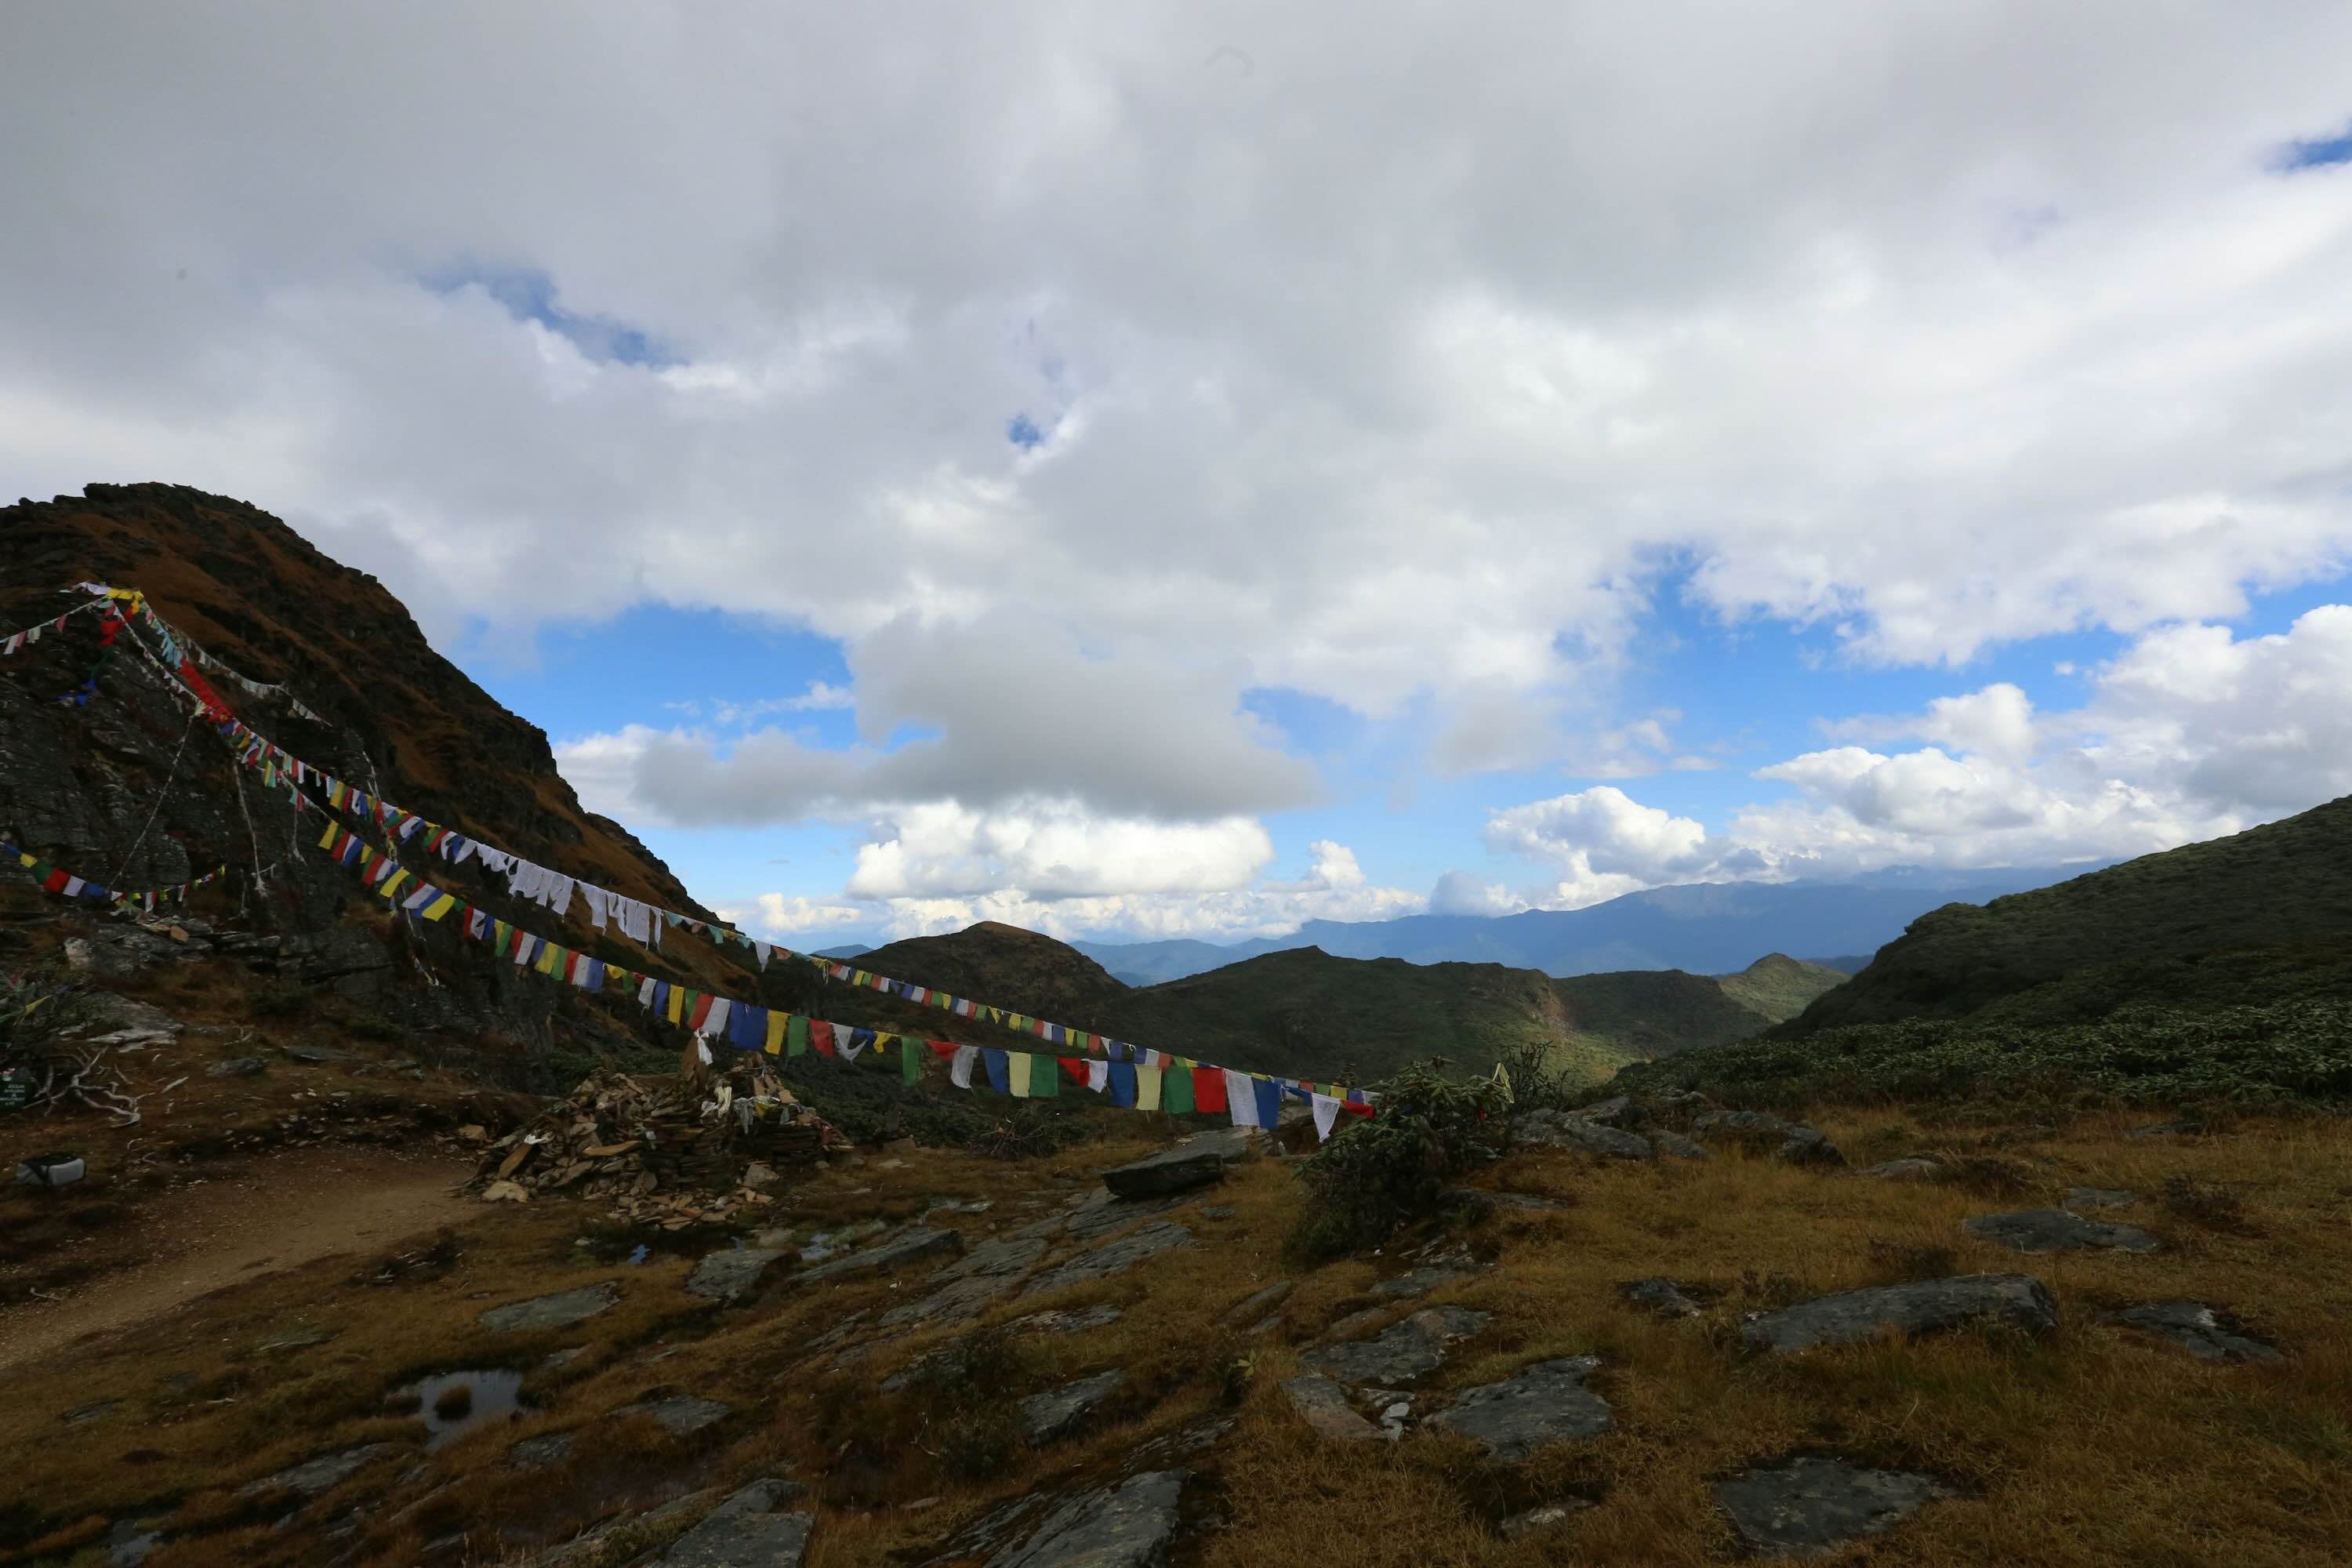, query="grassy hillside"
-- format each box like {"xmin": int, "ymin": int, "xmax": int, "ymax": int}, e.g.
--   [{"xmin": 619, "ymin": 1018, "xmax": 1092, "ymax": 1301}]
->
[
  {"xmin": 804, "ymin": 926, "xmax": 1807, "ymax": 1087},
  {"xmin": 1714, "ymin": 953, "xmax": 1848, "ymax": 1023},
  {"xmin": 1780, "ymin": 796, "xmax": 2352, "ymax": 1036},
  {"xmin": 1621, "ymin": 797, "xmax": 2352, "ymax": 1109}
]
